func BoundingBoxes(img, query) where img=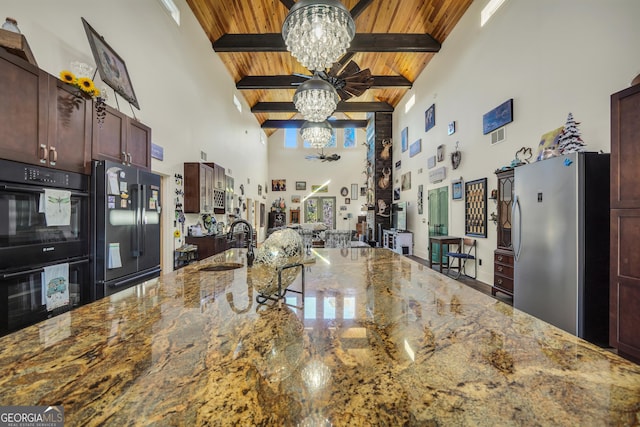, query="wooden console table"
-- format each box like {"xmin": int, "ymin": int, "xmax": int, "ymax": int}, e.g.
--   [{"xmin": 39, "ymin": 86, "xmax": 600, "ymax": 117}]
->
[{"xmin": 428, "ymin": 235, "xmax": 462, "ymax": 270}]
